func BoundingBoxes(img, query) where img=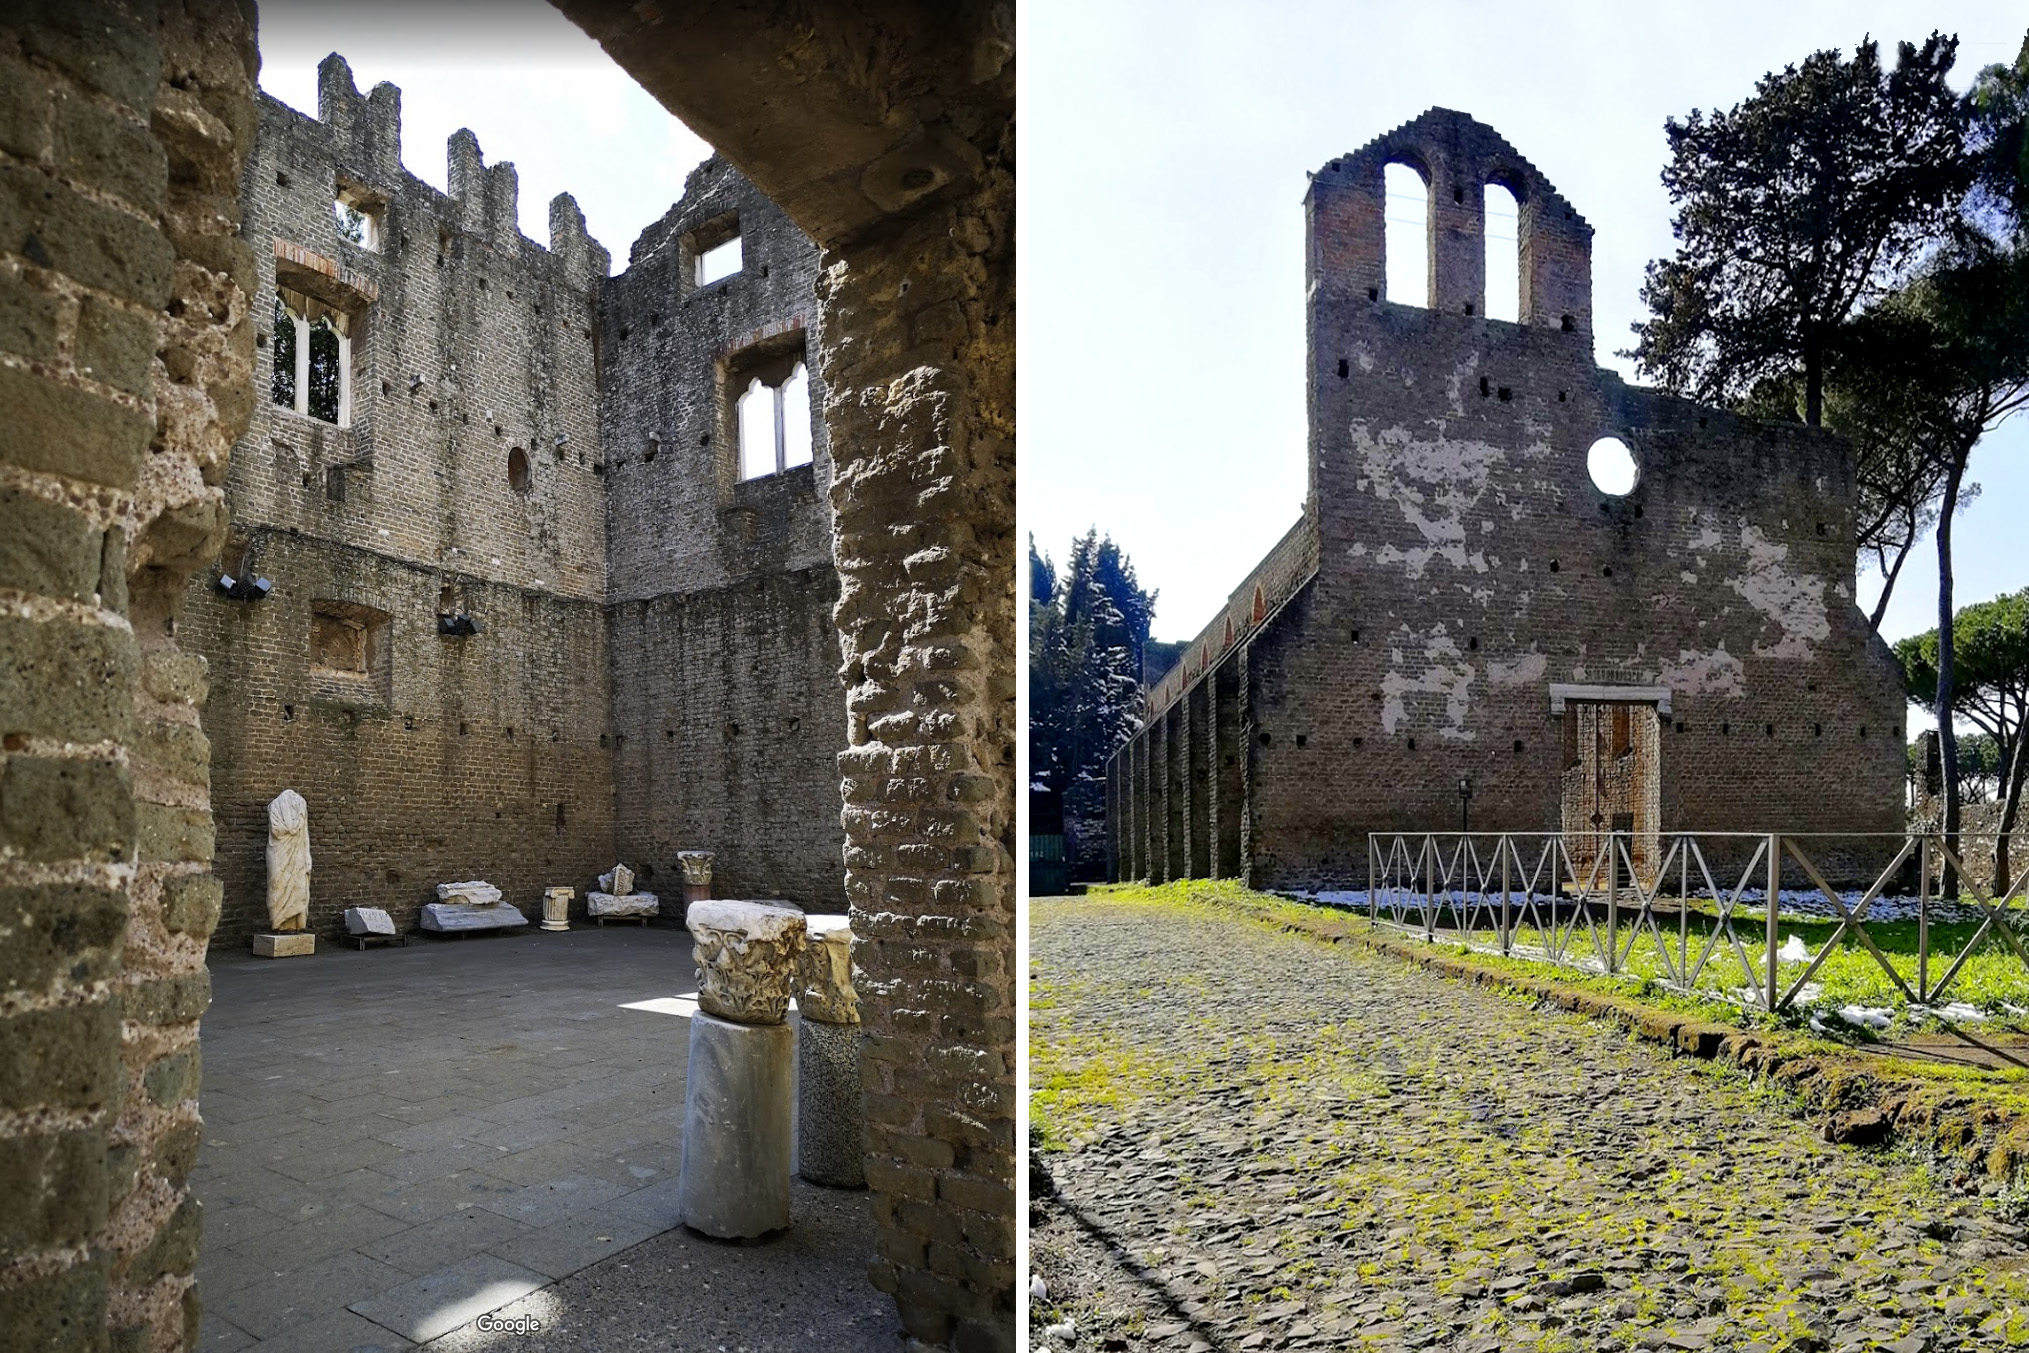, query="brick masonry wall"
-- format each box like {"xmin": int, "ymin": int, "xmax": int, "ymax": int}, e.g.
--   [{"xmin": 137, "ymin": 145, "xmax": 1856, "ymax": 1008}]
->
[
  {"xmin": 0, "ymin": 2, "xmax": 257, "ymax": 1349},
  {"xmin": 182, "ymin": 59, "xmax": 623, "ymax": 944},
  {"xmin": 825, "ymin": 130, "xmax": 1018, "ymax": 1350},
  {"xmin": 1112, "ymin": 110, "xmax": 1907, "ymax": 893},
  {"xmin": 599, "ymin": 157, "xmax": 846, "ymax": 907}
]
